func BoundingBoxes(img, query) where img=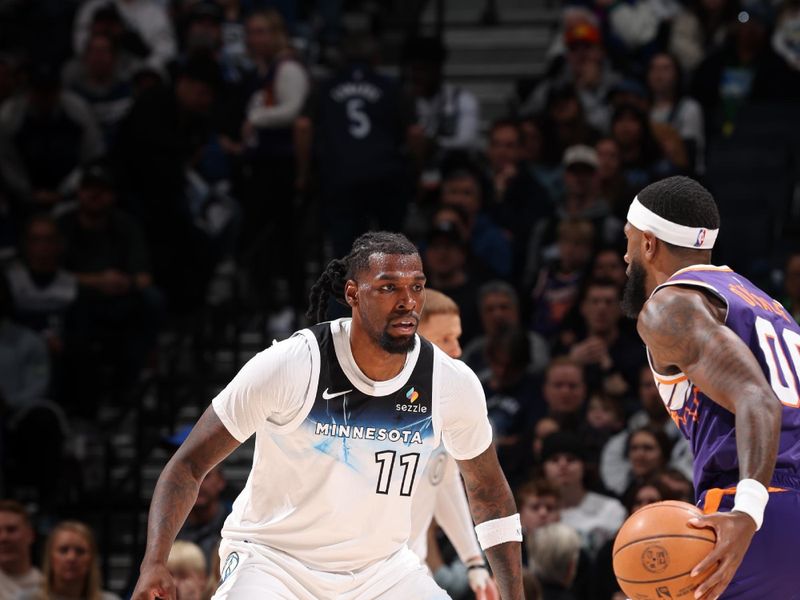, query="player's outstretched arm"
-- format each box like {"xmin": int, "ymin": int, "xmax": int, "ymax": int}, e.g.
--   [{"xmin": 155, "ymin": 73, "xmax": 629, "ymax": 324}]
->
[
  {"xmin": 457, "ymin": 445, "xmax": 523, "ymax": 600},
  {"xmin": 638, "ymin": 287, "xmax": 782, "ymax": 600},
  {"xmin": 132, "ymin": 406, "xmax": 242, "ymax": 600}
]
